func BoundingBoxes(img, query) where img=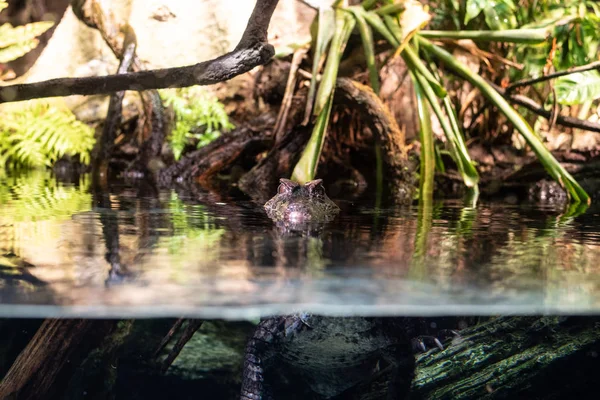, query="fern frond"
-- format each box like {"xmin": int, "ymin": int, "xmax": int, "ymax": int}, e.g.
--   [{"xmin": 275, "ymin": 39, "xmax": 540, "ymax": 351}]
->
[
  {"xmin": 0, "ymin": 39, "xmax": 39, "ymax": 63},
  {"xmin": 0, "ymin": 19, "xmax": 53, "ymax": 63},
  {"xmin": 159, "ymin": 87, "xmax": 234, "ymax": 161},
  {"xmin": 0, "ymin": 21, "xmax": 54, "ymax": 48},
  {"xmin": 0, "ymin": 101, "xmax": 95, "ymax": 169}
]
